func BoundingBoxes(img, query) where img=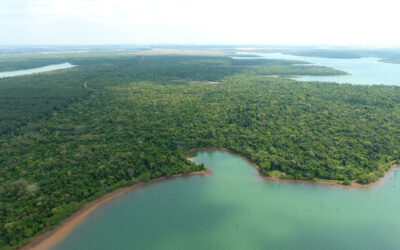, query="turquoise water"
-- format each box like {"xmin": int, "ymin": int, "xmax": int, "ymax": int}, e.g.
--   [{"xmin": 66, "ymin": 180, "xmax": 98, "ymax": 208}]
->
[
  {"xmin": 247, "ymin": 52, "xmax": 400, "ymax": 85},
  {"xmin": 53, "ymin": 150, "xmax": 400, "ymax": 250},
  {"xmin": 0, "ymin": 63, "xmax": 75, "ymax": 78}
]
